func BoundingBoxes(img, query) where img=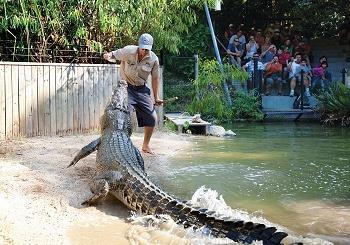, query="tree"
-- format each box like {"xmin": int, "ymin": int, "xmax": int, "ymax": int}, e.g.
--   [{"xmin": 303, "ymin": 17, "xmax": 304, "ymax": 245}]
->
[{"xmin": 0, "ymin": 0, "xmax": 217, "ymax": 61}]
